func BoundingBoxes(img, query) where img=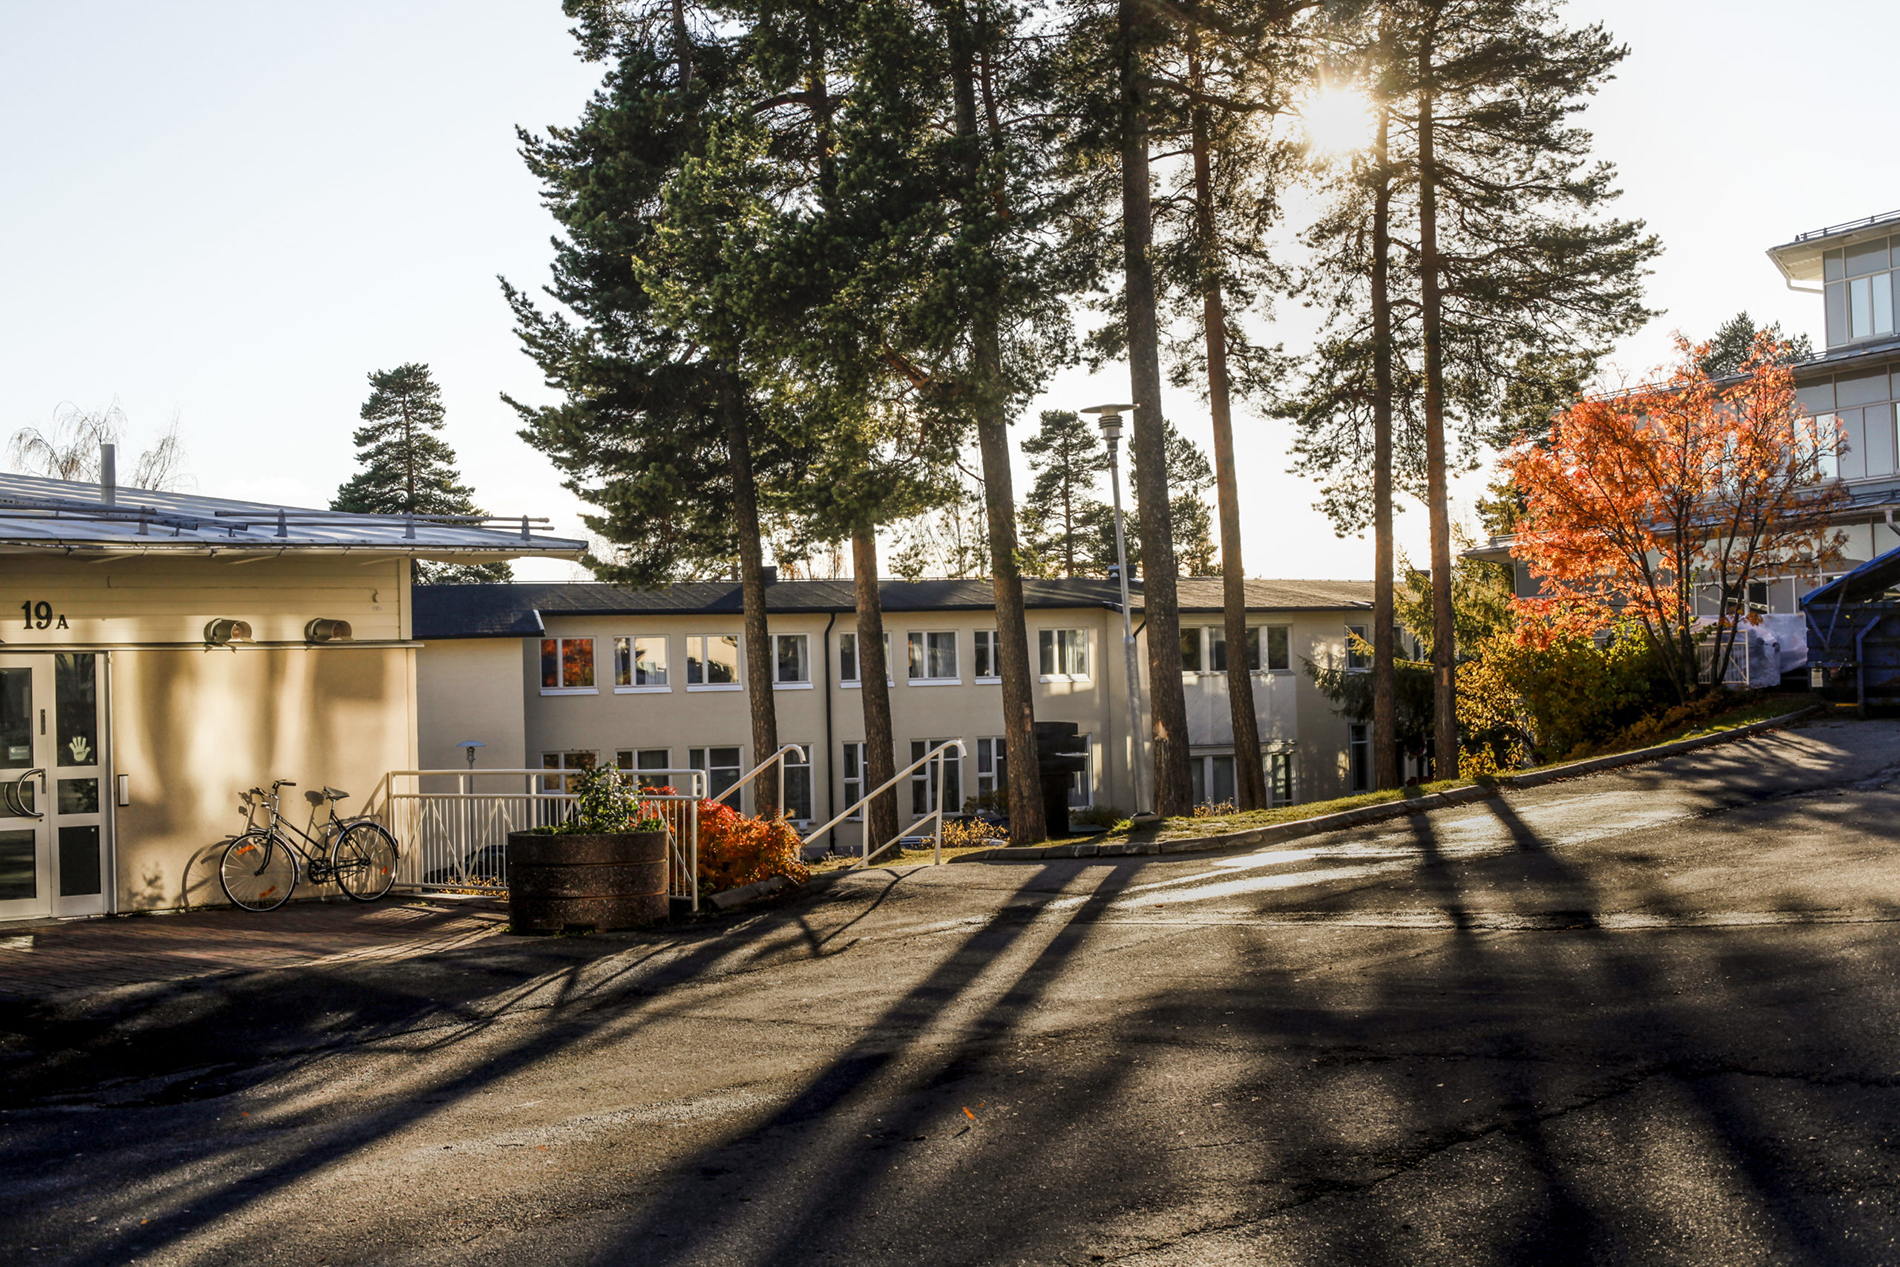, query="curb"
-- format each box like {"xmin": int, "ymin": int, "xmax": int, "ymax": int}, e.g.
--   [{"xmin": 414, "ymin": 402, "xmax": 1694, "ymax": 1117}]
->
[{"xmin": 952, "ymin": 703, "xmax": 1823, "ymax": 866}]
